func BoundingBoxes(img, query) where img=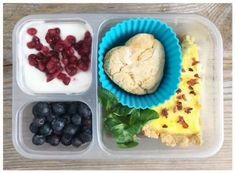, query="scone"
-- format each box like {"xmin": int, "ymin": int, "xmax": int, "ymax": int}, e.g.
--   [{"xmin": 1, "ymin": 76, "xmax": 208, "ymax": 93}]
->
[
  {"xmin": 142, "ymin": 35, "xmax": 202, "ymax": 147},
  {"xmin": 104, "ymin": 33, "xmax": 165, "ymax": 95}
]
